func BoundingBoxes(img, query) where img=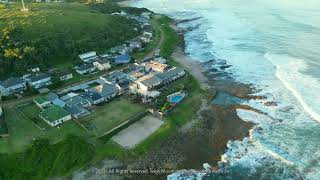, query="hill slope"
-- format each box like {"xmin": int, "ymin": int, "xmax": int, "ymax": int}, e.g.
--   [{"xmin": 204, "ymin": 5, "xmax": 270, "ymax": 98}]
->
[{"xmin": 0, "ymin": 3, "xmax": 140, "ymax": 78}]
